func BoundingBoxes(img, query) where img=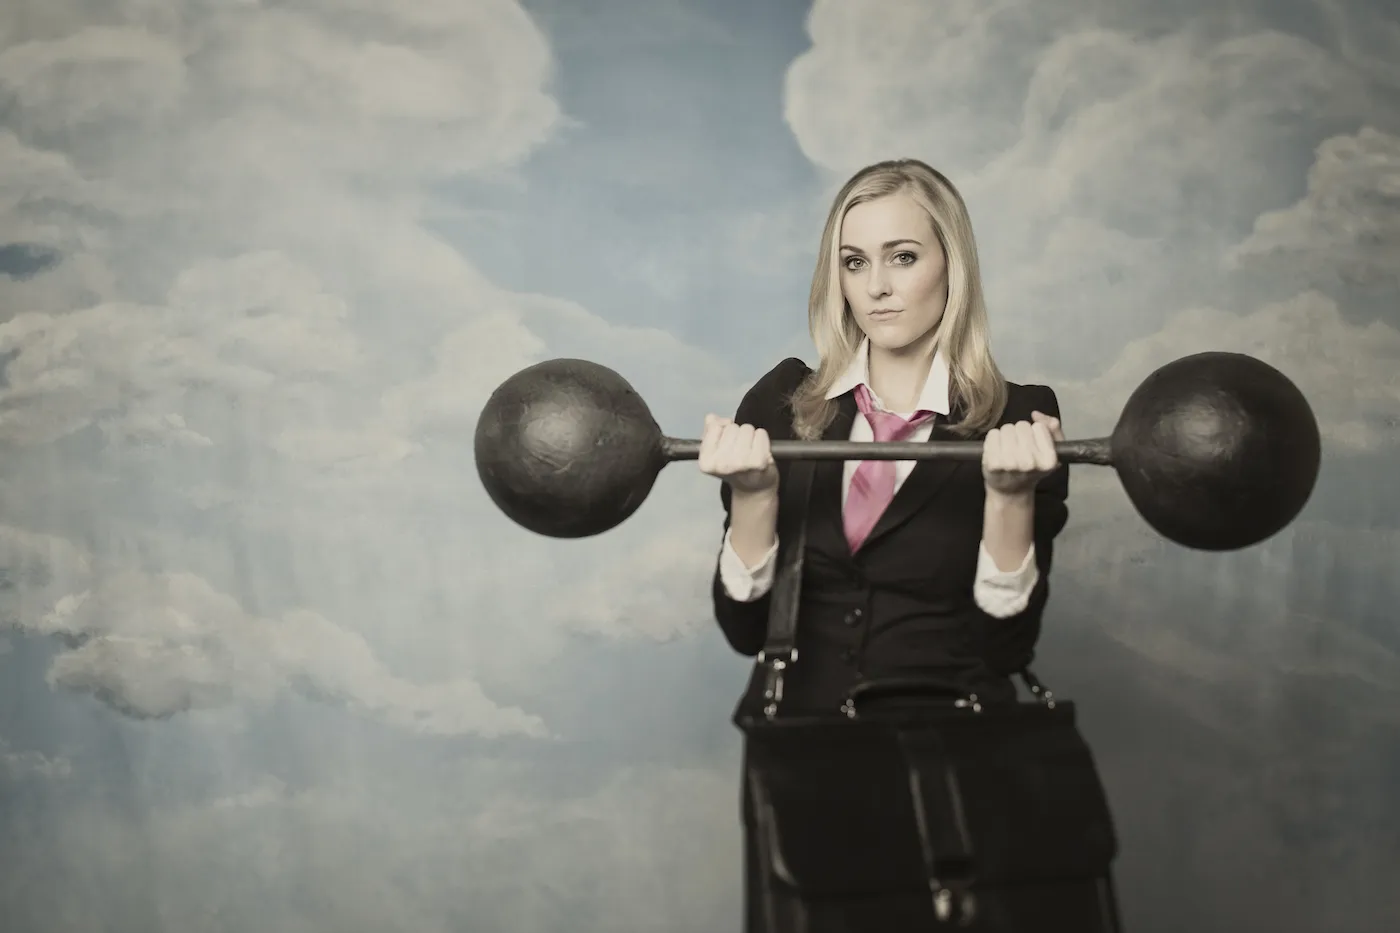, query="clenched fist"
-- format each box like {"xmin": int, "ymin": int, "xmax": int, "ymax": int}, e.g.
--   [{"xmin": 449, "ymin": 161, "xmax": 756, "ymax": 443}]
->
[
  {"xmin": 981, "ymin": 411, "xmax": 1064, "ymax": 497},
  {"xmin": 698, "ymin": 414, "xmax": 779, "ymax": 495}
]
